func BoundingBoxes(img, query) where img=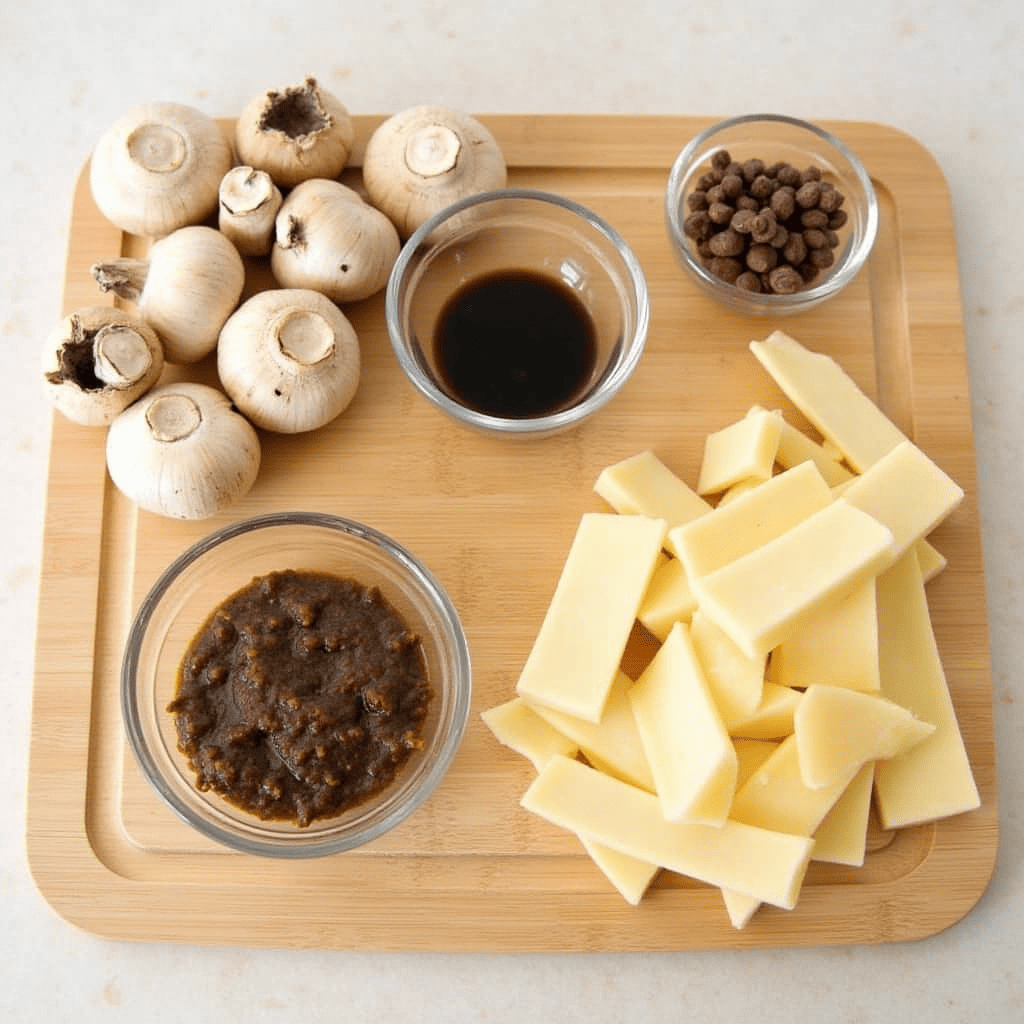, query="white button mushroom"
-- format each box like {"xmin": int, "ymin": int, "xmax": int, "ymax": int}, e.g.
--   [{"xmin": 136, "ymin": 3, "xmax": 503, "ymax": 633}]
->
[
  {"xmin": 270, "ymin": 180, "xmax": 400, "ymax": 304},
  {"xmin": 42, "ymin": 306, "xmax": 165, "ymax": 427},
  {"xmin": 217, "ymin": 288, "xmax": 361, "ymax": 434},
  {"xmin": 91, "ymin": 225, "xmax": 246, "ymax": 365},
  {"xmin": 105, "ymin": 382, "xmax": 261, "ymax": 520},
  {"xmin": 218, "ymin": 165, "xmax": 283, "ymax": 258},
  {"xmin": 362, "ymin": 105, "xmax": 508, "ymax": 238},
  {"xmin": 234, "ymin": 76, "xmax": 355, "ymax": 190},
  {"xmin": 89, "ymin": 101, "xmax": 234, "ymax": 238}
]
